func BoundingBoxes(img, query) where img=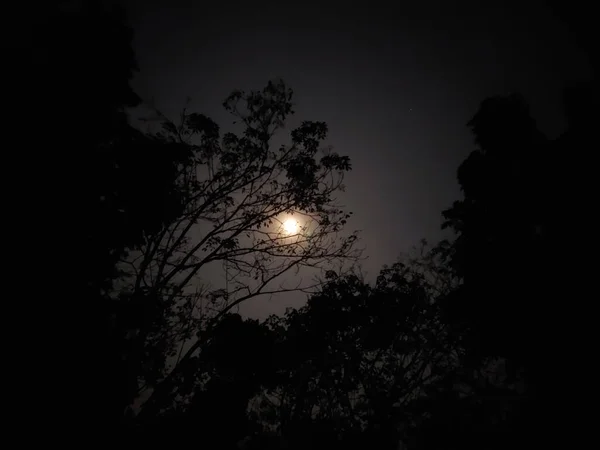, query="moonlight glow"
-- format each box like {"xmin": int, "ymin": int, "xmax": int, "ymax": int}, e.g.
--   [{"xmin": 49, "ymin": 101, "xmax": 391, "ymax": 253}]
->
[{"xmin": 283, "ymin": 218, "xmax": 298, "ymax": 235}]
